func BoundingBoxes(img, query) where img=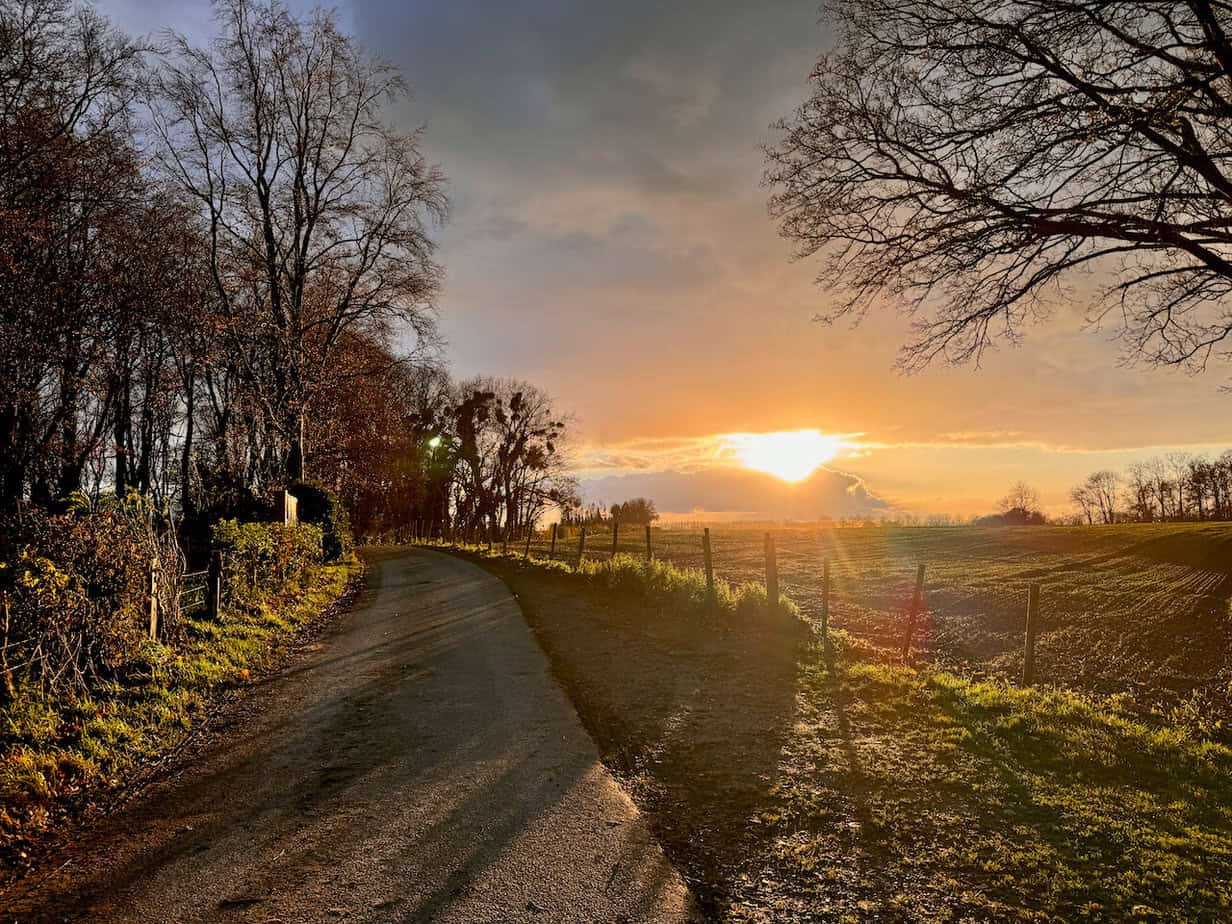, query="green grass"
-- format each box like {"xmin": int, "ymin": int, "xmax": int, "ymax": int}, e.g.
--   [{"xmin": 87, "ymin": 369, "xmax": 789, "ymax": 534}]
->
[
  {"xmin": 433, "ymin": 539, "xmax": 805, "ymax": 630},
  {"xmin": 736, "ymin": 632, "xmax": 1232, "ymax": 921},
  {"xmin": 0, "ymin": 556, "xmax": 362, "ymax": 863}
]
